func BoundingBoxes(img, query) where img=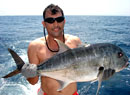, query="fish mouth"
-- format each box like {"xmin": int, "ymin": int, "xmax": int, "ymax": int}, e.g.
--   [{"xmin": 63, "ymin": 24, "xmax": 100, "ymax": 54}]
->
[
  {"xmin": 116, "ymin": 62, "xmax": 129, "ymax": 72},
  {"xmin": 124, "ymin": 62, "xmax": 129, "ymax": 68}
]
